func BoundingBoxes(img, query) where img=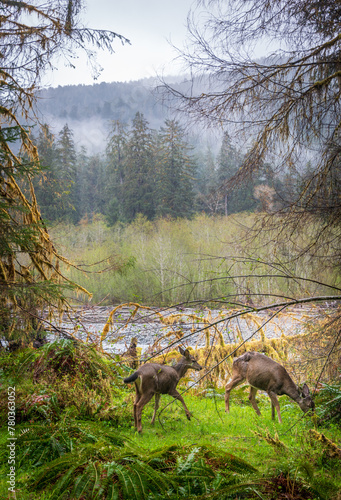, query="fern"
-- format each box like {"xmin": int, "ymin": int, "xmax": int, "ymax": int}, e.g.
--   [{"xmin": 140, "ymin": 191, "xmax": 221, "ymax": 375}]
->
[
  {"xmin": 107, "ymin": 461, "xmax": 144, "ymax": 499},
  {"xmin": 316, "ymin": 382, "xmax": 341, "ymax": 424},
  {"xmin": 71, "ymin": 462, "xmax": 101, "ymax": 499},
  {"xmin": 13, "ymin": 420, "xmax": 260, "ymax": 500},
  {"xmin": 123, "ymin": 458, "xmax": 173, "ymax": 494},
  {"xmin": 50, "ymin": 462, "xmax": 84, "ymax": 498},
  {"xmin": 176, "ymin": 446, "xmax": 200, "ymax": 474}
]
